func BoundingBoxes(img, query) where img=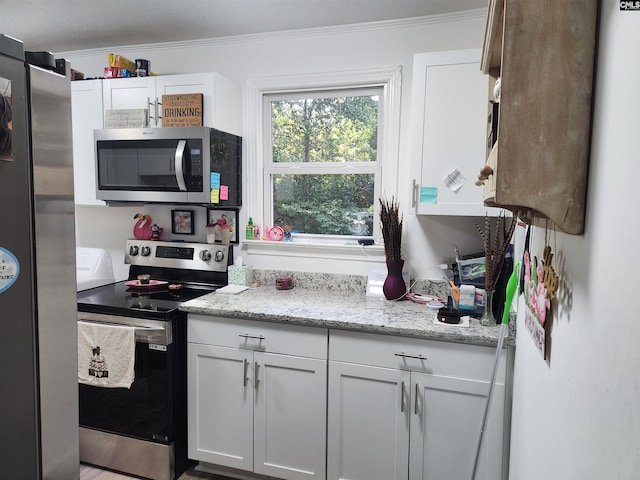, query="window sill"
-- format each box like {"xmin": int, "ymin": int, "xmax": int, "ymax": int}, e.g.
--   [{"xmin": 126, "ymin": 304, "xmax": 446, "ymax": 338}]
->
[{"xmin": 241, "ymin": 239, "xmax": 385, "ymax": 262}]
